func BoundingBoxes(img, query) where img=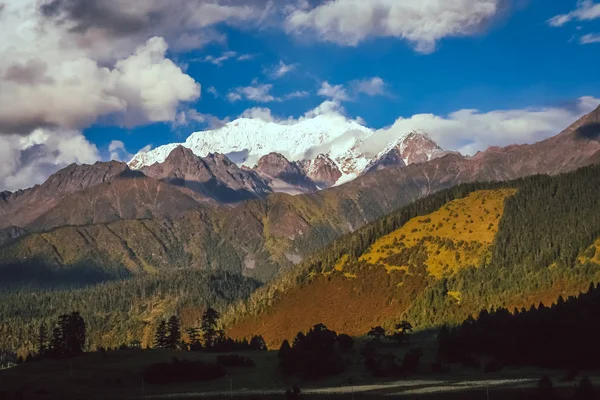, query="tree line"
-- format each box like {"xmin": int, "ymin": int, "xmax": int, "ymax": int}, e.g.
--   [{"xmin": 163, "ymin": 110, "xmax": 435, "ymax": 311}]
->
[
  {"xmin": 0, "ymin": 270, "xmax": 260, "ymax": 356},
  {"xmin": 438, "ymin": 282, "xmax": 600, "ymax": 370},
  {"xmin": 152, "ymin": 307, "xmax": 267, "ymax": 353}
]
